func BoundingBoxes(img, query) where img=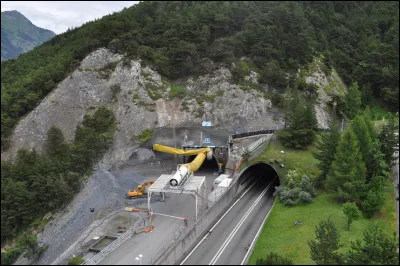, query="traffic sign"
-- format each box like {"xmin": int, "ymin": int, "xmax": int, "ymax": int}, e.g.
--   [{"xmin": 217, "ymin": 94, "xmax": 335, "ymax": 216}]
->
[
  {"xmin": 202, "ymin": 121, "xmax": 212, "ymax": 127},
  {"xmin": 204, "ymin": 138, "xmax": 210, "ymax": 143}
]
